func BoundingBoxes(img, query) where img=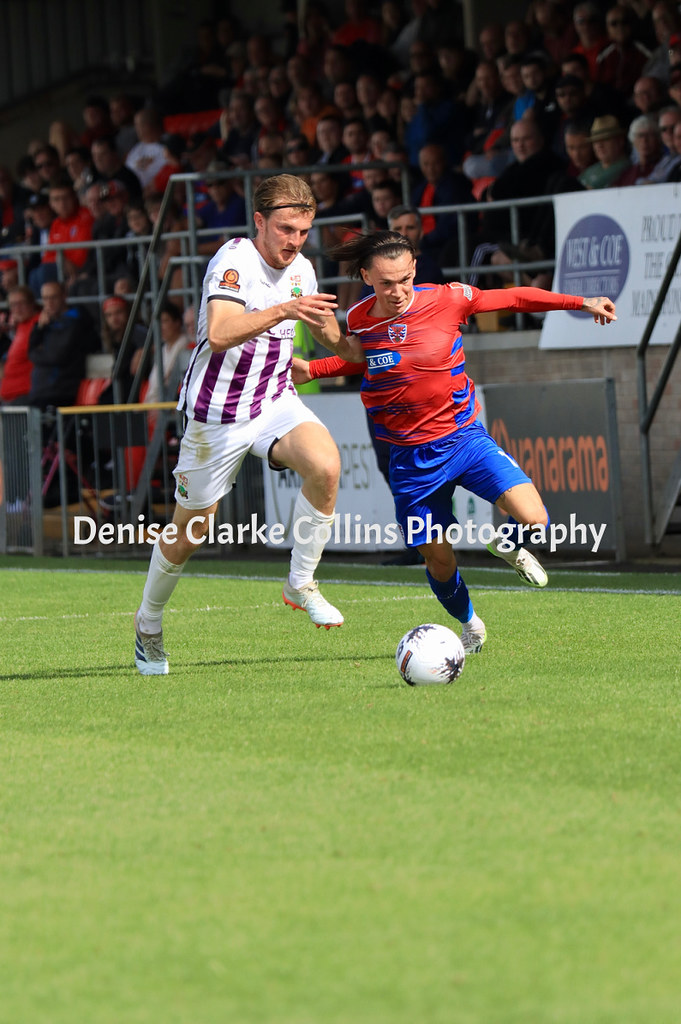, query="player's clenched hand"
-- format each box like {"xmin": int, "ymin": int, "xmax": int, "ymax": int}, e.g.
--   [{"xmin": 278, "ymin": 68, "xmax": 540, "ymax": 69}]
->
[
  {"xmin": 281, "ymin": 293, "xmax": 338, "ymax": 326},
  {"xmin": 291, "ymin": 357, "xmax": 312, "ymax": 385},
  {"xmin": 581, "ymin": 296, "xmax": 617, "ymax": 324}
]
